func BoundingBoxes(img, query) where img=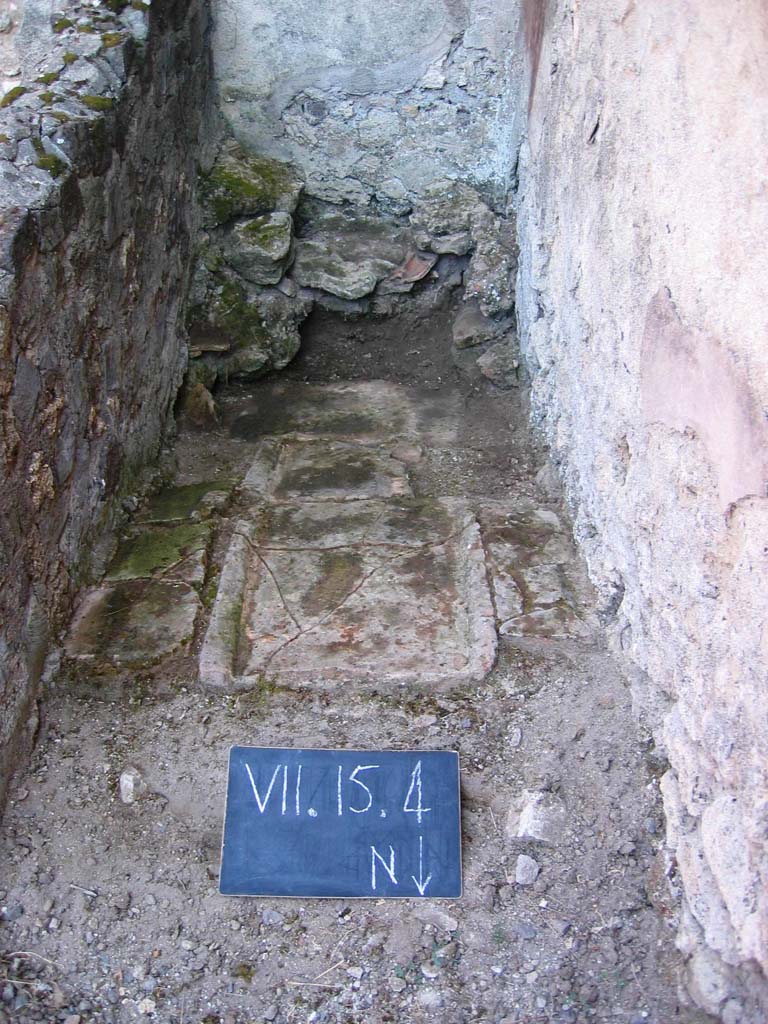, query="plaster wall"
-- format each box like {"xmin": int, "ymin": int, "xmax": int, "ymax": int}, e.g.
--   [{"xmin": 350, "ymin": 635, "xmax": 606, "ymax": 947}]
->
[
  {"xmin": 212, "ymin": 0, "xmax": 524, "ymax": 208},
  {"xmin": 515, "ymin": 1, "xmax": 768, "ymax": 1017}
]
